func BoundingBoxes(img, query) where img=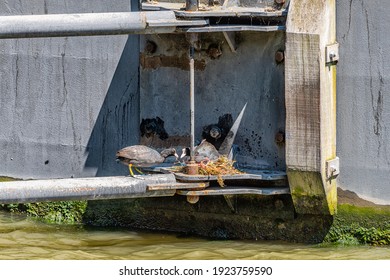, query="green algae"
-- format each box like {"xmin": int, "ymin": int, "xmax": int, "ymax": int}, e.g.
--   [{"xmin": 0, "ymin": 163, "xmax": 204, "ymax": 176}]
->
[
  {"xmin": 1, "ymin": 176, "xmax": 87, "ymax": 224},
  {"xmin": 287, "ymin": 170, "xmax": 337, "ymax": 215},
  {"xmin": 323, "ymin": 204, "xmax": 390, "ymax": 246},
  {"xmin": 1, "ymin": 201, "xmax": 87, "ymax": 225},
  {"xmin": 0, "ymin": 176, "xmax": 15, "ymax": 182}
]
